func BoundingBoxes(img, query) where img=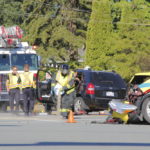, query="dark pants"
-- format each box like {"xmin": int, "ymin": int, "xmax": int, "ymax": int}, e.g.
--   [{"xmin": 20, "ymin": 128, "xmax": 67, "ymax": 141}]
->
[
  {"xmin": 22, "ymin": 88, "xmax": 34, "ymax": 115},
  {"xmin": 61, "ymin": 91, "xmax": 76, "ymax": 117},
  {"xmin": 9, "ymin": 88, "xmax": 20, "ymax": 112}
]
